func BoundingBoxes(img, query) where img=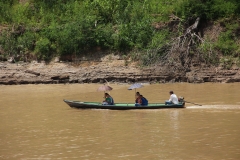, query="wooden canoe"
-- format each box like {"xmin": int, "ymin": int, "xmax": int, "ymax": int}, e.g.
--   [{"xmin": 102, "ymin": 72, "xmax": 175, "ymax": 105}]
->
[{"xmin": 63, "ymin": 99, "xmax": 185, "ymax": 110}]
